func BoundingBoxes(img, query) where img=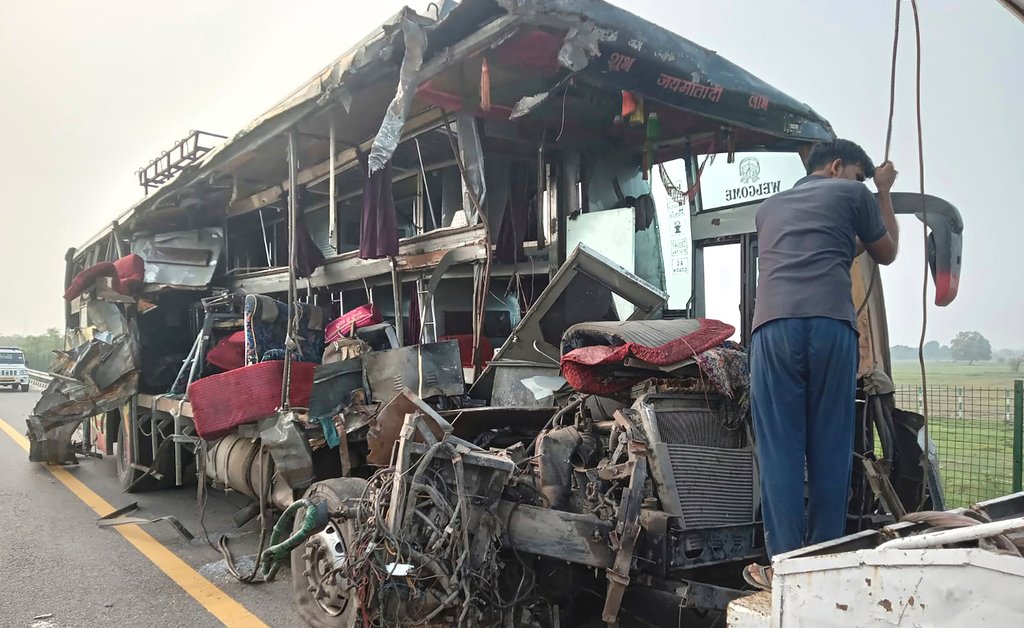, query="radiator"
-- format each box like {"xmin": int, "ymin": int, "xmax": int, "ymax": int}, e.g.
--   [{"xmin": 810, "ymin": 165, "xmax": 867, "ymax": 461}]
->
[
  {"xmin": 668, "ymin": 444, "xmax": 754, "ymax": 528},
  {"xmin": 636, "ymin": 395, "xmax": 755, "ymax": 529},
  {"xmin": 655, "ymin": 409, "xmax": 744, "ymax": 449}
]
